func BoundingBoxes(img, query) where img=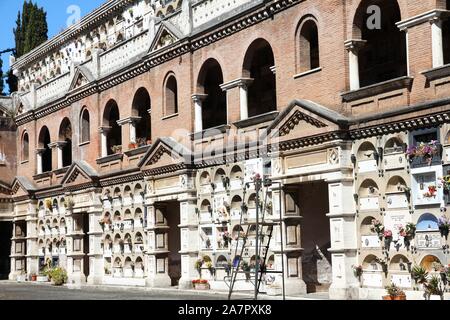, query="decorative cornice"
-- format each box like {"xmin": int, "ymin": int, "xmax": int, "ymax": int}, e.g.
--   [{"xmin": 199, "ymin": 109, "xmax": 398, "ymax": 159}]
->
[{"xmin": 396, "ymin": 9, "xmax": 450, "ymax": 31}]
